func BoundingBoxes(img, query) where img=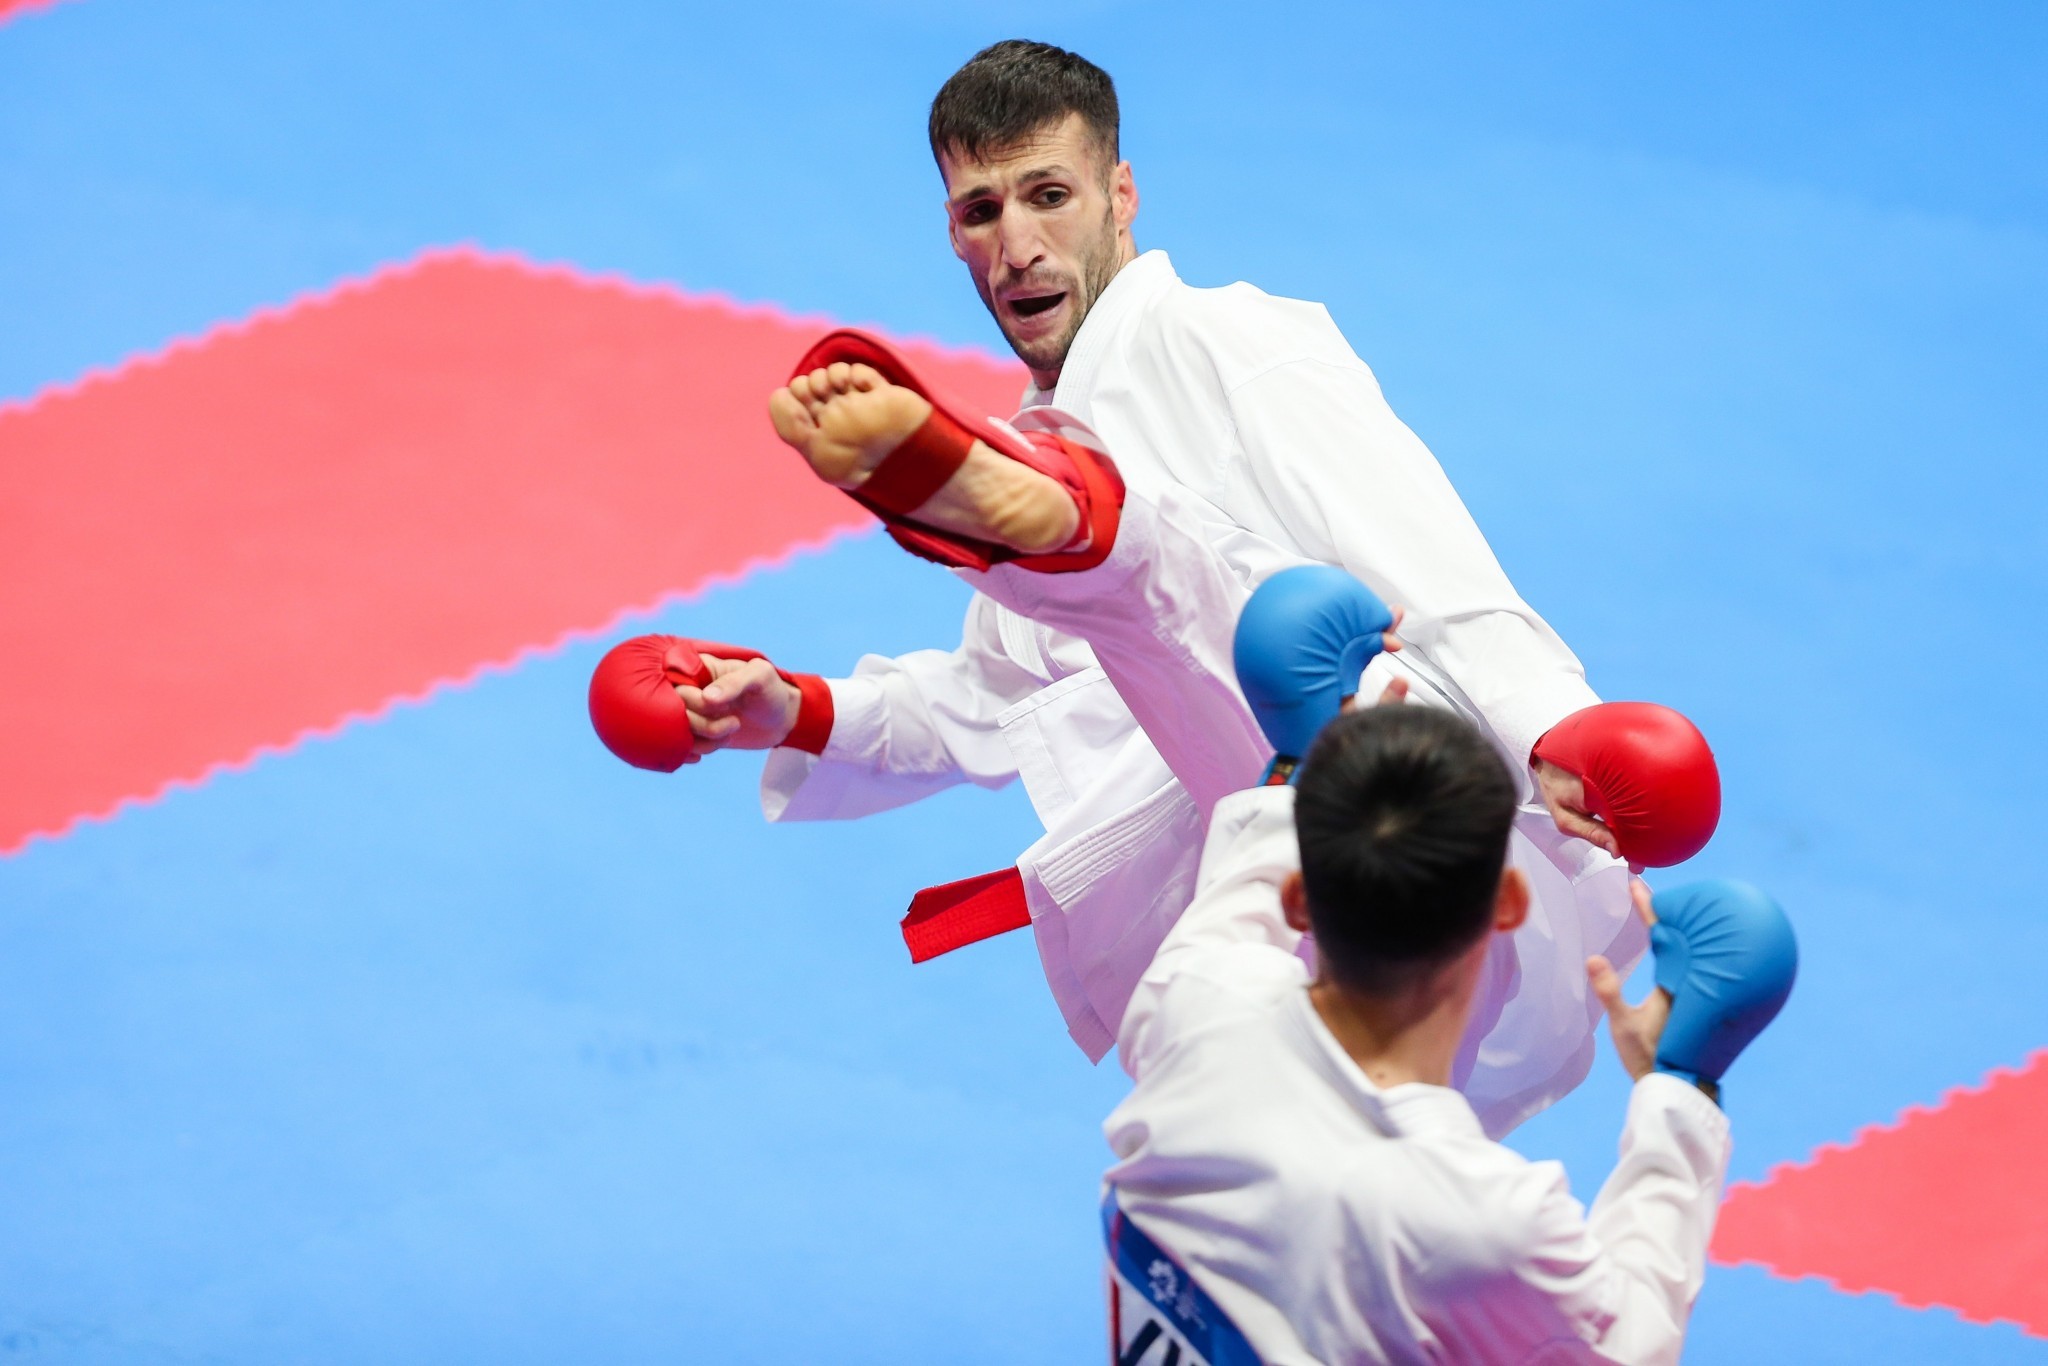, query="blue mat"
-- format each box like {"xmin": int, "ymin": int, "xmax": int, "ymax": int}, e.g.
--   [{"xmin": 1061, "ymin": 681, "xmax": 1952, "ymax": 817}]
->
[{"xmin": 5, "ymin": 0, "xmax": 2045, "ymax": 1357}]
